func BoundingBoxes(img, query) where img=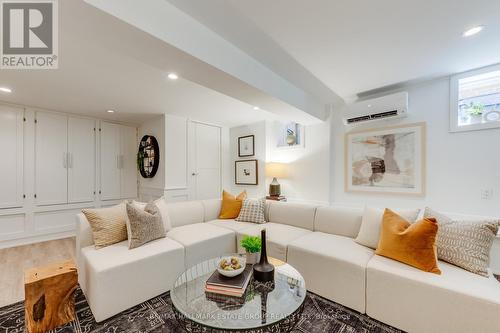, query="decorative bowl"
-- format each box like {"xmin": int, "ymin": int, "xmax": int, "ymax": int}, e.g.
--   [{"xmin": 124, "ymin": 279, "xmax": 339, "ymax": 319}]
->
[{"xmin": 217, "ymin": 256, "xmax": 246, "ymax": 277}]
